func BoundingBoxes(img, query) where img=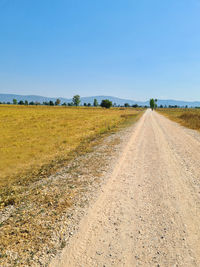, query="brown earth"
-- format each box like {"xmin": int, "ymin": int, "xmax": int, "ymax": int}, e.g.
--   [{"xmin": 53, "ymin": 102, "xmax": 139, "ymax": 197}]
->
[{"xmin": 51, "ymin": 109, "xmax": 200, "ymax": 267}]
